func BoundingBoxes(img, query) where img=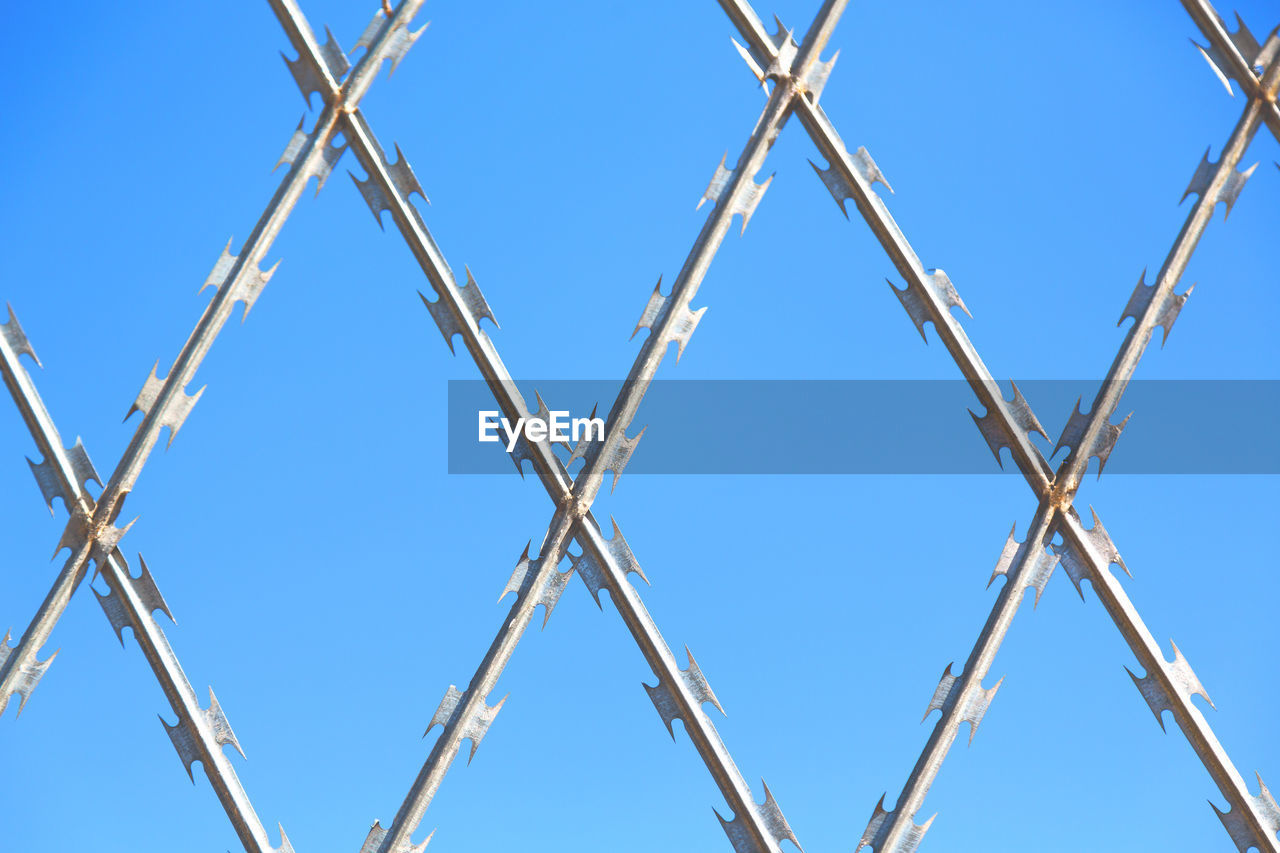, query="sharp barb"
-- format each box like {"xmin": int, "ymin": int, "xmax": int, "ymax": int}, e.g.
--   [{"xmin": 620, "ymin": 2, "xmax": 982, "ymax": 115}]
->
[
  {"xmin": 125, "ymin": 361, "xmax": 205, "ymax": 449},
  {"xmin": 418, "ymin": 268, "xmax": 497, "ymax": 356},
  {"xmin": 856, "ymin": 794, "xmax": 935, "ymax": 853},
  {"xmin": 922, "ymin": 662, "xmax": 1003, "ymax": 745},
  {"xmin": 425, "ymin": 684, "xmax": 506, "ymax": 765},
  {"xmin": 161, "ymin": 686, "xmax": 245, "ymax": 781},
  {"xmin": 1181, "ymin": 147, "xmax": 1258, "ymax": 218},
  {"xmin": 94, "ymin": 554, "xmax": 175, "ymax": 646},
  {"xmin": 699, "ymin": 153, "xmax": 773, "ymax": 234},
  {"xmin": 27, "ymin": 438, "xmax": 100, "ymax": 514},
  {"xmin": 714, "ymin": 779, "xmax": 800, "ymax": 853},
  {"xmin": 498, "ymin": 544, "xmax": 573, "ymax": 628},
  {"xmin": 1117, "ymin": 269, "xmax": 1194, "ymax": 346},
  {"xmin": 1211, "ymin": 772, "xmax": 1280, "ymax": 853},
  {"xmin": 1127, "ymin": 639, "xmax": 1215, "ymax": 732},
  {"xmin": 986, "ymin": 522, "xmax": 1059, "ymax": 606},
  {"xmin": 1051, "ymin": 507, "xmax": 1128, "ymax": 598},
  {"xmin": 361, "ymin": 821, "xmax": 433, "ymax": 853},
  {"xmin": 0, "ymin": 630, "xmax": 58, "ymax": 719},
  {"xmin": 1, "ymin": 304, "xmax": 41, "ymax": 366},
  {"xmin": 352, "ymin": 8, "xmax": 427, "ymax": 77},
  {"xmin": 1052, "ymin": 396, "xmax": 1129, "ymax": 475},
  {"xmin": 969, "ymin": 381, "xmax": 1049, "ymax": 468},
  {"xmin": 567, "ymin": 518, "xmax": 646, "ymax": 608},
  {"xmin": 631, "ymin": 276, "xmax": 667, "ymax": 341},
  {"xmin": 801, "ymin": 50, "xmax": 838, "ymax": 103}
]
